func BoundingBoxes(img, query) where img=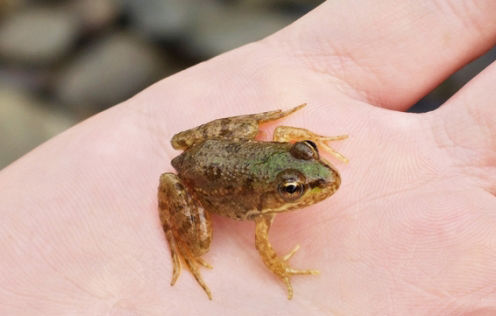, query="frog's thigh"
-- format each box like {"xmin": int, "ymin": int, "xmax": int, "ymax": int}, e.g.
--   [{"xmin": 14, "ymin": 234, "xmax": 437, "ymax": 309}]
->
[
  {"xmin": 158, "ymin": 173, "xmax": 213, "ymax": 299},
  {"xmin": 273, "ymin": 126, "xmax": 349, "ymax": 162},
  {"xmin": 171, "ymin": 104, "xmax": 306, "ymax": 150}
]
